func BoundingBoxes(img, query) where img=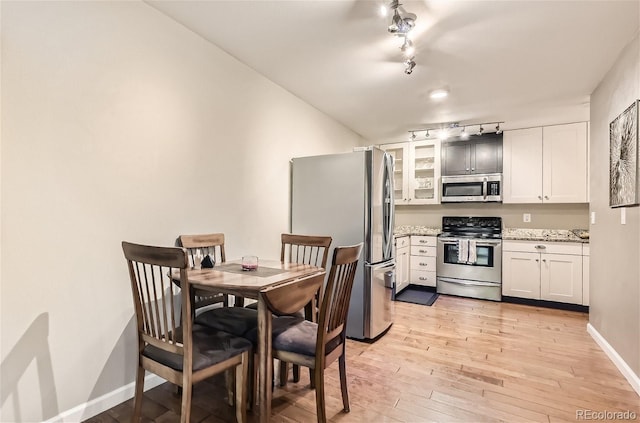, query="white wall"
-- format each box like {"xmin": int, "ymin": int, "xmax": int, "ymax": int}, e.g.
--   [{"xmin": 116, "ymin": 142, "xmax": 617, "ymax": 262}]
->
[
  {"xmin": 590, "ymin": 29, "xmax": 640, "ymax": 383},
  {"xmin": 0, "ymin": 1, "xmax": 363, "ymax": 421}
]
